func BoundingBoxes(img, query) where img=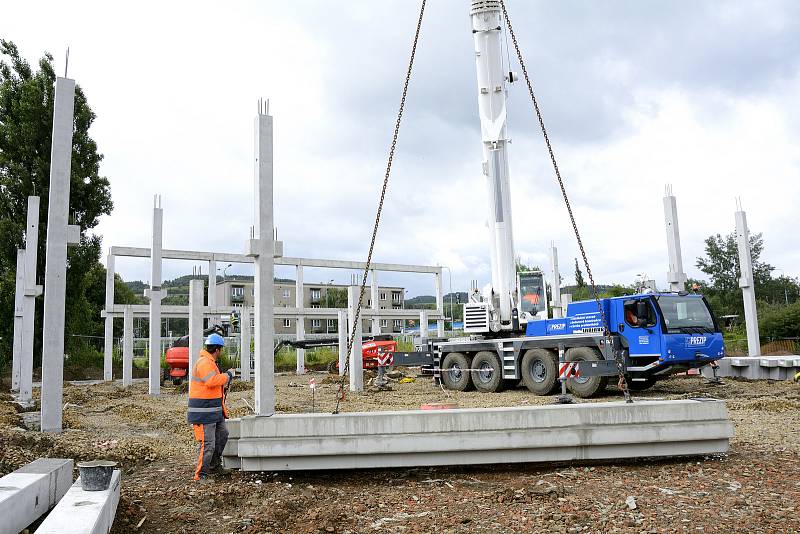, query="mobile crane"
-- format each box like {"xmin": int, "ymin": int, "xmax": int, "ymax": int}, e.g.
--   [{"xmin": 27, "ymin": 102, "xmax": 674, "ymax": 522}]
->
[{"xmin": 418, "ymin": 1, "xmax": 726, "ymax": 397}]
